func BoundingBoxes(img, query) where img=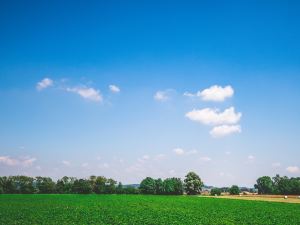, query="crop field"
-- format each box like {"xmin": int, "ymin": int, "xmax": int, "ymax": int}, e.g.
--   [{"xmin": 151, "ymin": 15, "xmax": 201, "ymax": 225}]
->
[{"xmin": 1, "ymin": 195, "xmax": 300, "ymax": 225}]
